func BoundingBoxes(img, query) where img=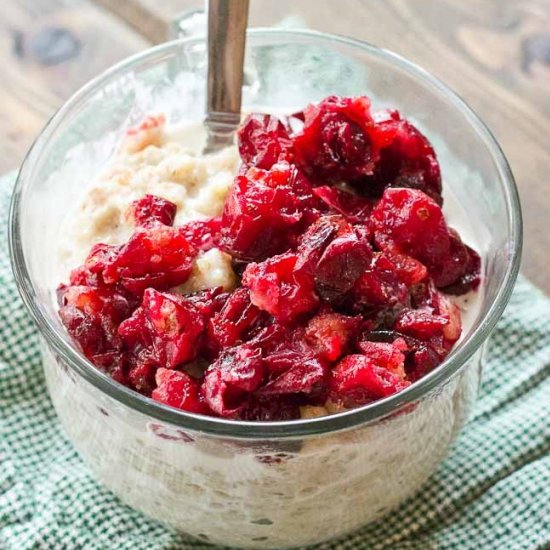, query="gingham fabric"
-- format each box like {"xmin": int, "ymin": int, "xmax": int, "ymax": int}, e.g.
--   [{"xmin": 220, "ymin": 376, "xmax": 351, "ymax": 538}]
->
[{"xmin": 0, "ymin": 170, "xmax": 548, "ymax": 550}]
